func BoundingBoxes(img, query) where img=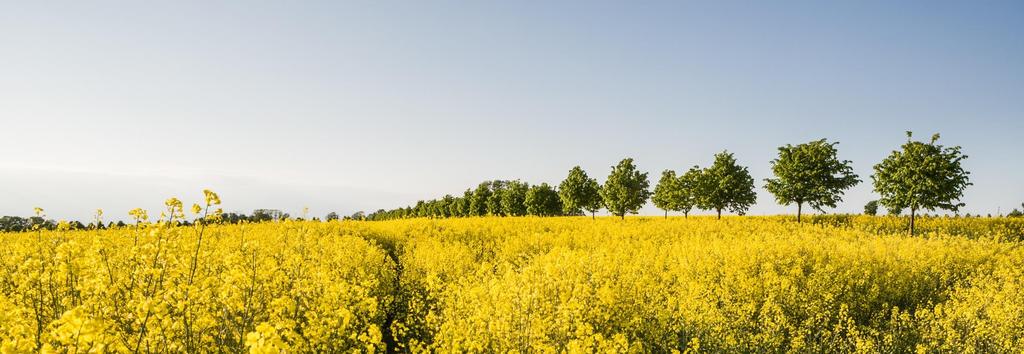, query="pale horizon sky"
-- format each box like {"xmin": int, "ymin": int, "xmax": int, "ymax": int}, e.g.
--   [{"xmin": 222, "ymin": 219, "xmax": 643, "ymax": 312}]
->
[{"xmin": 2, "ymin": 1, "xmax": 1023, "ymax": 221}]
